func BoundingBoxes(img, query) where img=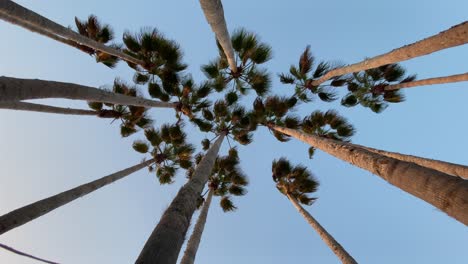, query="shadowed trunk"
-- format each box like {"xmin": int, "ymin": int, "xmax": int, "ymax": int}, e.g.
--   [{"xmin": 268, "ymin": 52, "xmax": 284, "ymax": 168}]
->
[
  {"xmin": 135, "ymin": 133, "xmax": 226, "ymax": 264},
  {"xmin": 351, "ymin": 143, "xmax": 468, "ymax": 180},
  {"xmin": 0, "ymin": 0, "xmax": 144, "ymax": 65},
  {"xmin": 0, "ymin": 159, "xmax": 155, "ymax": 235},
  {"xmin": 180, "ymin": 189, "xmax": 213, "ymax": 264},
  {"xmin": 287, "ymin": 194, "xmax": 358, "ymax": 264},
  {"xmin": 199, "ymin": 0, "xmax": 237, "ymax": 72},
  {"xmin": 312, "ymin": 21, "xmax": 468, "ymax": 86},
  {"xmin": 384, "ymin": 72, "xmax": 468, "ymax": 91},
  {"xmin": 0, "ymin": 243, "xmax": 60, "ymax": 264},
  {"xmin": 271, "ymin": 125, "xmax": 468, "ymax": 225},
  {"xmin": 0, "ymin": 76, "xmax": 176, "ymax": 109}
]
